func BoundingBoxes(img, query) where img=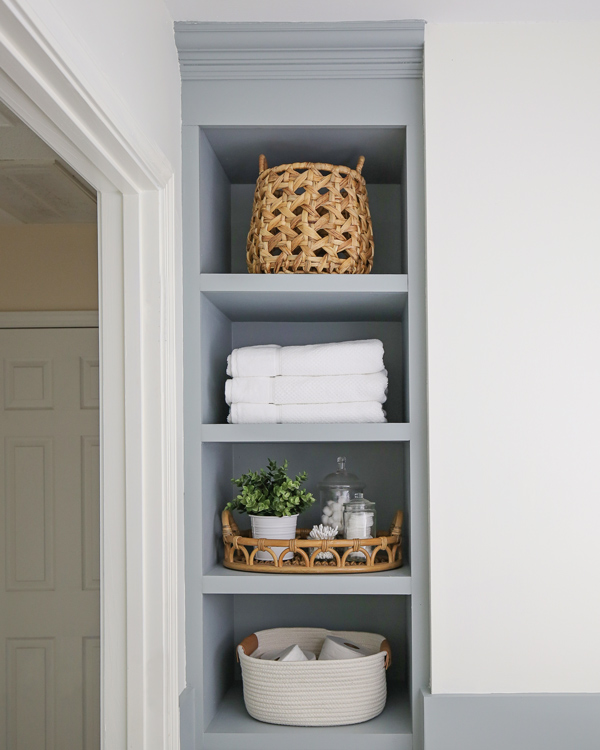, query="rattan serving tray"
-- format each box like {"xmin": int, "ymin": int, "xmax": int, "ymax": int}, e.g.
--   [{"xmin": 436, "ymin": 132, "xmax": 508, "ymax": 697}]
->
[{"xmin": 221, "ymin": 509, "xmax": 402, "ymax": 573}]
